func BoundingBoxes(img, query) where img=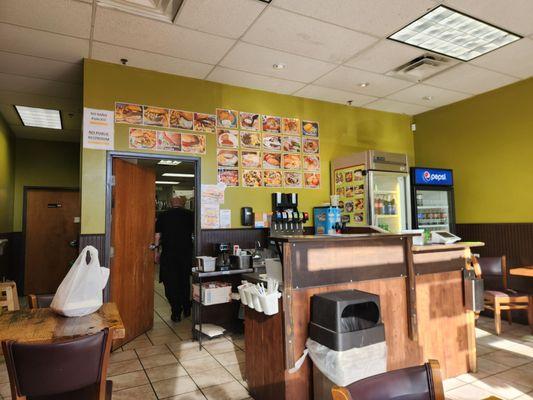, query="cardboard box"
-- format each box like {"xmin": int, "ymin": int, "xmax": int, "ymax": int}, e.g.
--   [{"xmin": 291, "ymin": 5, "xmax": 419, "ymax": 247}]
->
[{"xmin": 193, "ymin": 281, "xmax": 232, "ymax": 305}]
